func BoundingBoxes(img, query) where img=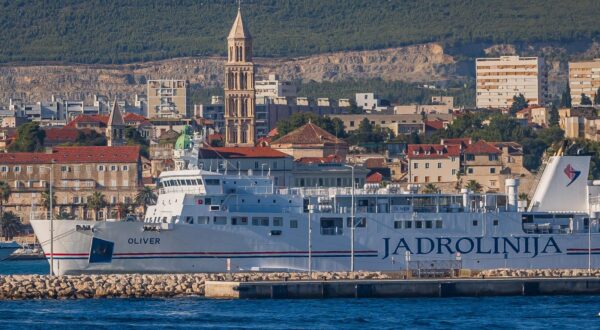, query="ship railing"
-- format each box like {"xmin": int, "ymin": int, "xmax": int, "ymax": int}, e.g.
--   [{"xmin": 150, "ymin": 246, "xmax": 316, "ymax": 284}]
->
[
  {"xmin": 159, "ymin": 186, "xmax": 204, "ymax": 195},
  {"xmin": 235, "ymin": 185, "xmax": 274, "ymax": 195}
]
